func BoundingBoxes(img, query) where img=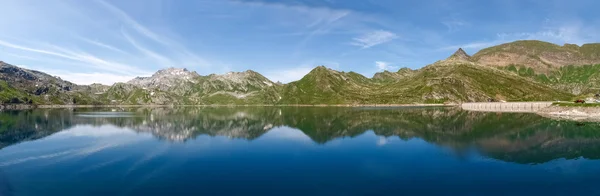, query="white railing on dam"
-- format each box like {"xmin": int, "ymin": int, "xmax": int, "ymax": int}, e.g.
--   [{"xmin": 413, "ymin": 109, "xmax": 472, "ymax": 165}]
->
[{"xmin": 461, "ymin": 102, "xmax": 553, "ymax": 113}]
